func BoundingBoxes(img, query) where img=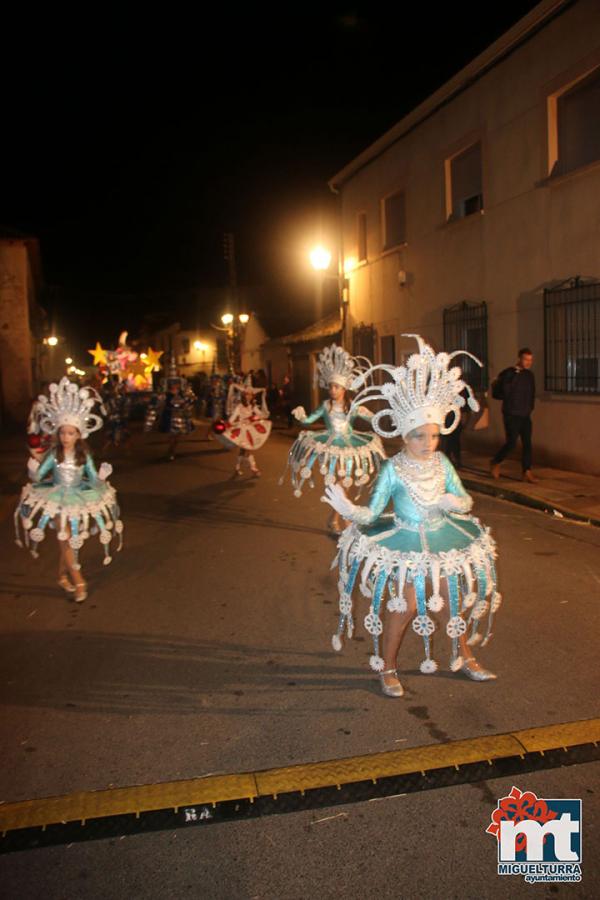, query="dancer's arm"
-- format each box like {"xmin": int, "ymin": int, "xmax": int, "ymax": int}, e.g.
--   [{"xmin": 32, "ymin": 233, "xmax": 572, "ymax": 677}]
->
[
  {"xmin": 33, "ymin": 451, "xmax": 56, "ymax": 483},
  {"xmin": 322, "ymin": 460, "xmax": 393, "ymax": 524},
  {"xmin": 438, "ymin": 455, "xmax": 473, "ymax": 512},
  {"xmin": 293, "ymin": 403, "xmax": 325, "ymax": 425}
]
